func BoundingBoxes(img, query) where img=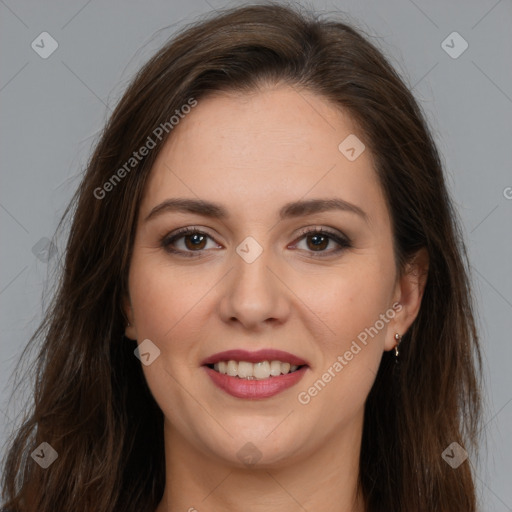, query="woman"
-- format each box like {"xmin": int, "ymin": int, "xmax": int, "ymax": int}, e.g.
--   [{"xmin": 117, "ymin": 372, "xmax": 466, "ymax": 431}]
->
[{"xmin": 1, "ymin": 3, "xmax": 483, "ymax": 511}]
